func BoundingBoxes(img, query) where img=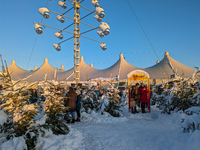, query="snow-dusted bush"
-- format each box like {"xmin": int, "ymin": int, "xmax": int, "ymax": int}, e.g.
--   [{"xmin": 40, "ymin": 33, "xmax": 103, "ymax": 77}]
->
[
  {"xmin": 0, "ymin": 68, "xmax": 40, "ymax": 149},
  {"xmin": 39, "ymin": 76, "xmax": 69, "ymax": 135},
  {"xmin": 98, "ymin": 90, "xmax": 123, "ymax": 117},
  {"xmin": 182, "ymin": 106, "xmax": 200, "ymax": 132},
  {"xmin": 81, "ymin": 86, "xmax": 123, "ymax": 117},
  {"xmin": 81, "ymin": 87, "xmax": 100, "ymax": 113},
  {"xmin": 151, "ymin": 78, "xmax": 199, "ymax": 114}
]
